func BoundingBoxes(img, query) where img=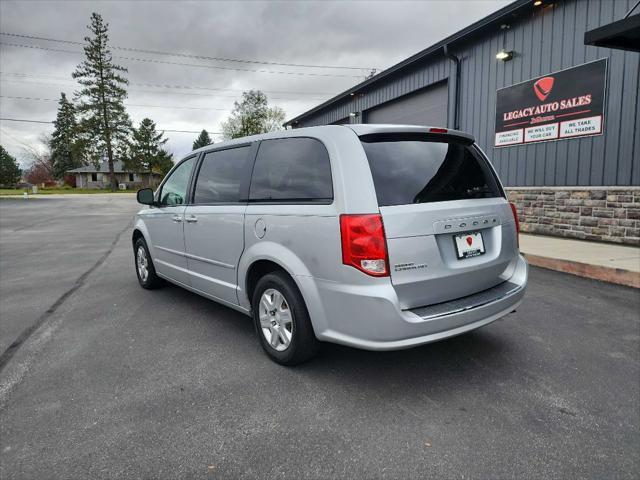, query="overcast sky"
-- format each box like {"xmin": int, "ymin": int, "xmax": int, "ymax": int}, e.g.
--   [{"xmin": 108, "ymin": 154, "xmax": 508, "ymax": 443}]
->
[{"xmin": 0, "ymin": 0, "xmax": 509, "ymax": 165}]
